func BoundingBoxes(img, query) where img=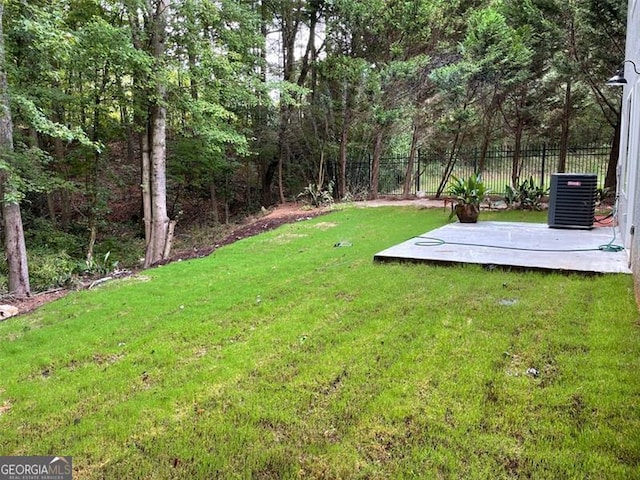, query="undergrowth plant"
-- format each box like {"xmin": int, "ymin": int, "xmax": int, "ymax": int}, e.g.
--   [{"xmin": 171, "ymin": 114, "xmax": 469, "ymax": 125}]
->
[
  {"xmin": 505, "ymin": 176, "xmax": 548, "ymax": 210},
  {"xmin": 0, "ymin": 218, "xmax": 143, "ymax": 293},
  {"xmin": 595, "ymin": 186, "xmax": 613, "ymax": 205},
  {"xmin": 80, "ymin": 251, "xmax": 117, "ymax": 277},
  {"xmin": 297, "ymin": 181, "xmax": 335, "ymax": 207}
]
